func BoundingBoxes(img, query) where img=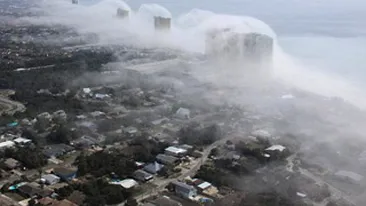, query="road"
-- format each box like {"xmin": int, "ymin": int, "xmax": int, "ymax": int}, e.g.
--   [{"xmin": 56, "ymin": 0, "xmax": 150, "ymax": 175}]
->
[{"xmin": 134, "ymin": 132, "xmax": 240, "ymax": 202}]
